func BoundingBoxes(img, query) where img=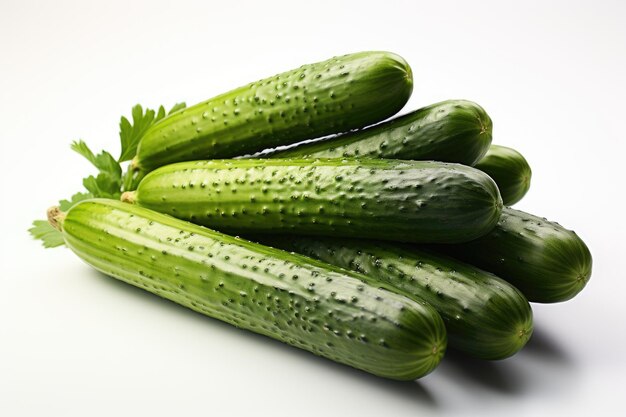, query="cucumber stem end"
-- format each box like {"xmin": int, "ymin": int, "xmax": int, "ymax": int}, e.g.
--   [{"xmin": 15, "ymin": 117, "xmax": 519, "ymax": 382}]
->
[
  {"xmin": 47, "ymin": 206, "xmax": 66, "ymax": 232},
  {"xmin": 130, "ymin": 156, "xmax": 140, "ymax": 172},
  {"xmin": 121, "ymin": 191, "xmax": 137, "ymax": 204}
]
